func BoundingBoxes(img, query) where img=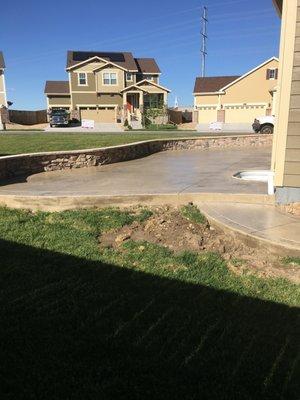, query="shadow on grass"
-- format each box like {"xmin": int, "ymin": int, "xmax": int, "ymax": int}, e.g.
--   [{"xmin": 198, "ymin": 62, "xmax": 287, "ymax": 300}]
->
[{"xmin": 0, "ymin": 239, "xmax": 298, "ymax": 400}]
